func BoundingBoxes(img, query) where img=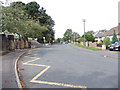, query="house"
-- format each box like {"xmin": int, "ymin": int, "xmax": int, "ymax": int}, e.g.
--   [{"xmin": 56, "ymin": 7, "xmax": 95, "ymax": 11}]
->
[
  {"xmin": 93, "ymin": 31, "xmax": 104, "ymax": 42},
  {"xmin": 94, "ymin": 24, "xmax": 120, "ymax": 42},
  {"xmin": 101, "ymin": 24, "xmax": 120, "ymax": 41}
]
